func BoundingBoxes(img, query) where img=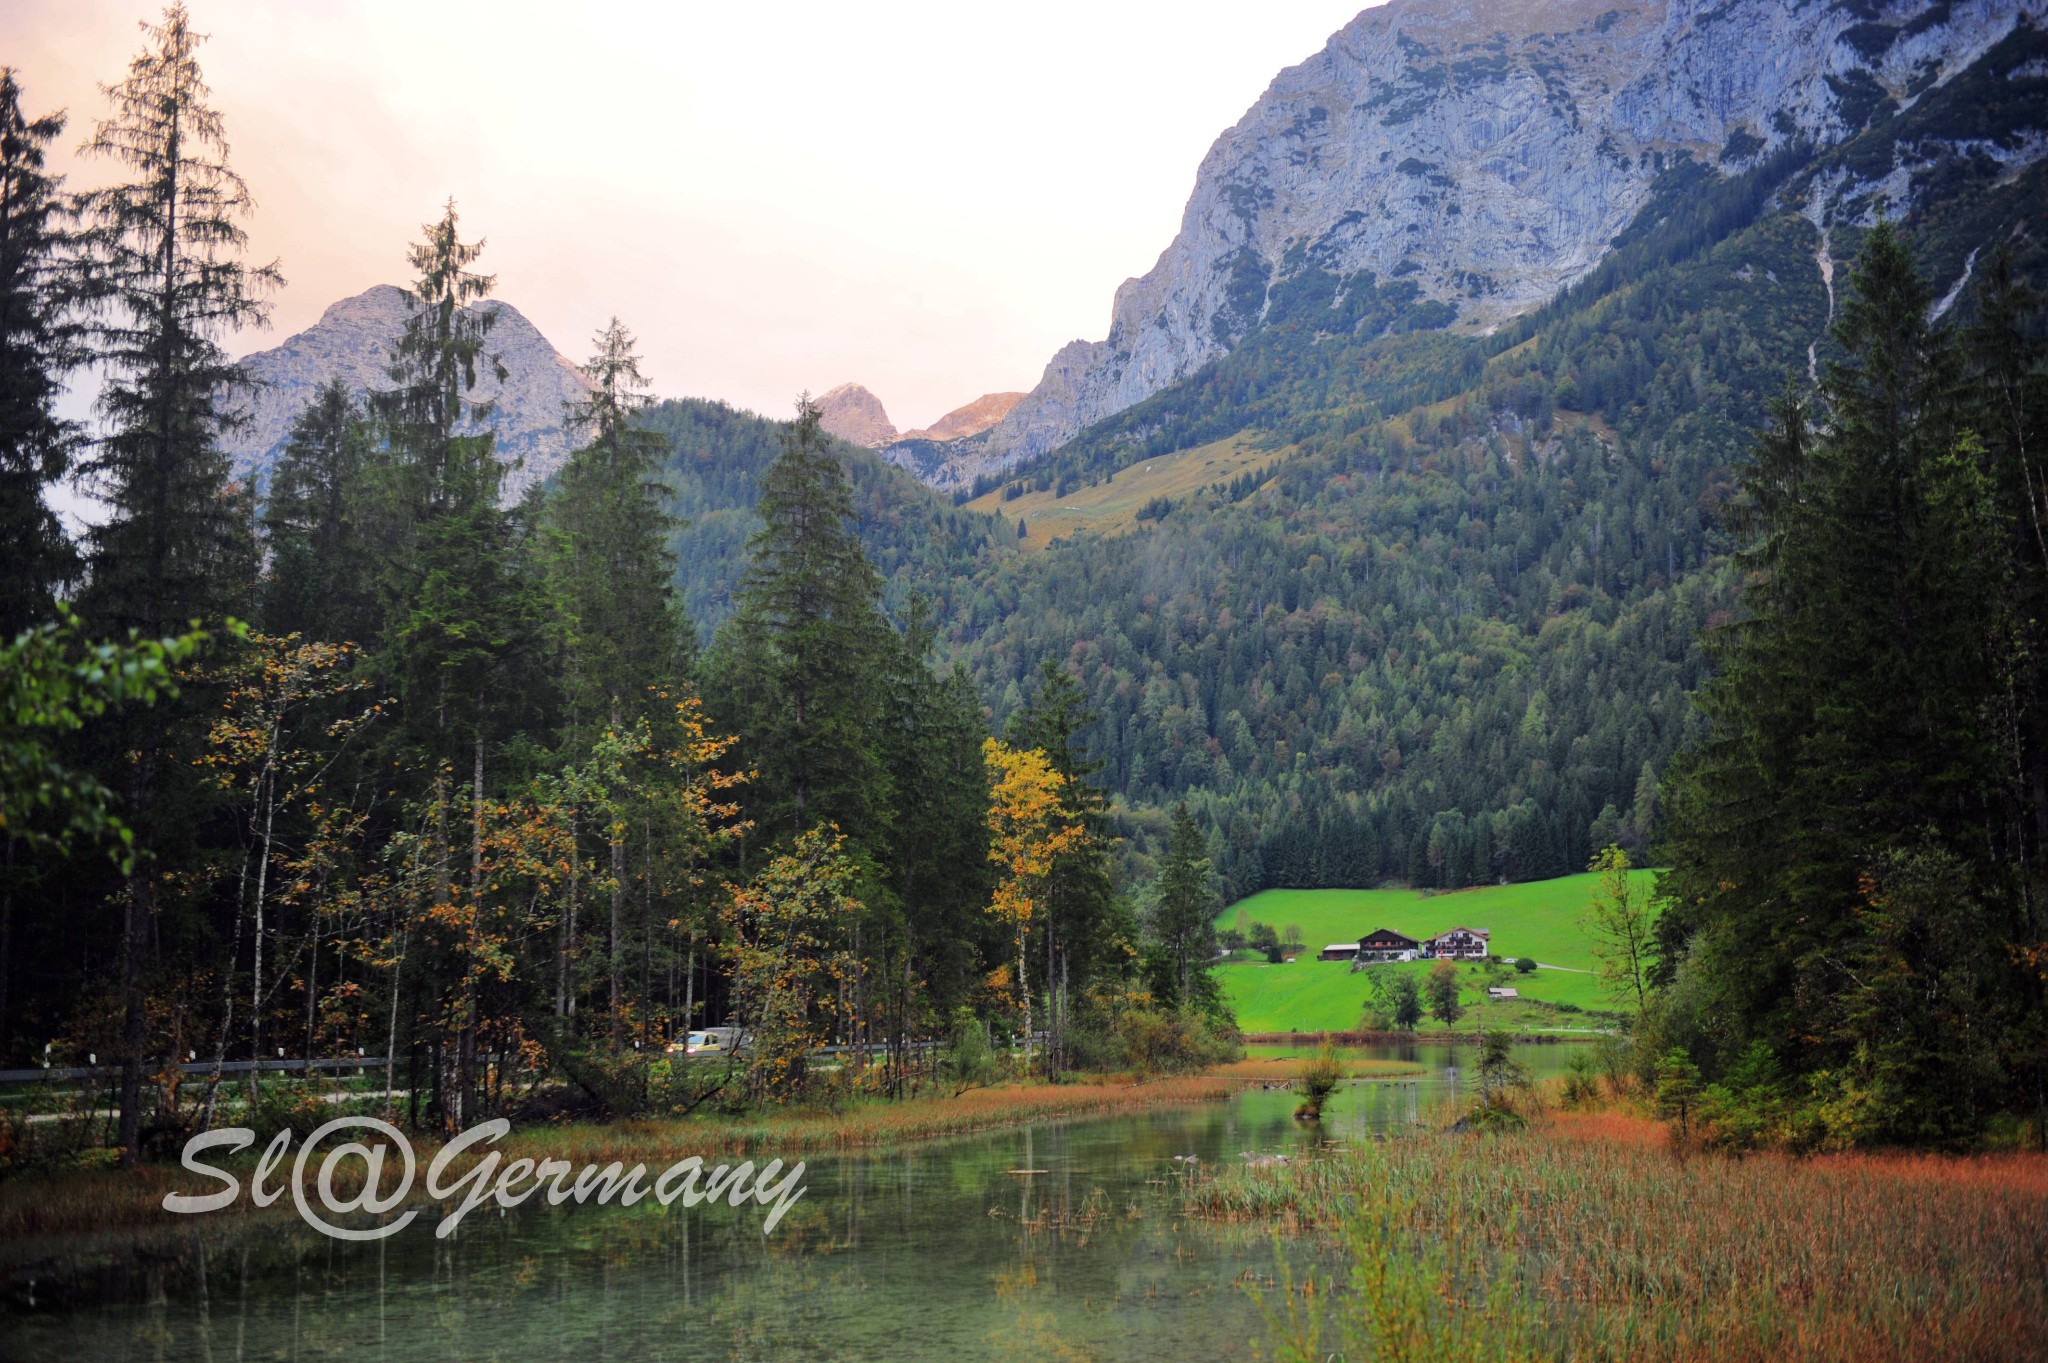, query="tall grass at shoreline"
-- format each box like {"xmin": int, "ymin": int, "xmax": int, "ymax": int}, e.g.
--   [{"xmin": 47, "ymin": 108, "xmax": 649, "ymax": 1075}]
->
[{"xmin": 1186, "ymin": 1109, "xmax": 2048, "ymax": 1361}]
